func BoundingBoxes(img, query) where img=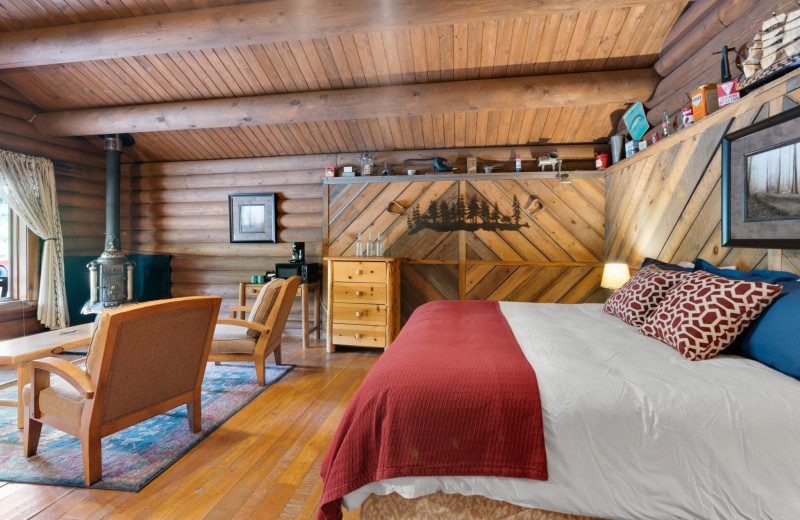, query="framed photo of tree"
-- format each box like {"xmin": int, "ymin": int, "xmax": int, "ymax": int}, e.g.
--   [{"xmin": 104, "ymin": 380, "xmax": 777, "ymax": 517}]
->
[{"xmin": 228, "ymin": 193, "xmax": 278, "ymax": 243}]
